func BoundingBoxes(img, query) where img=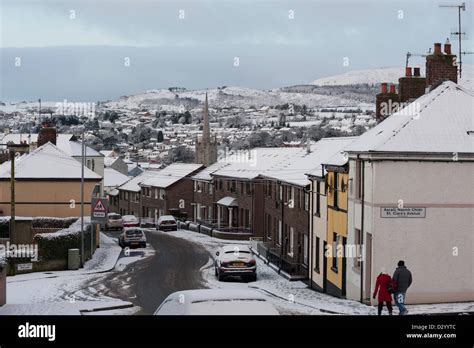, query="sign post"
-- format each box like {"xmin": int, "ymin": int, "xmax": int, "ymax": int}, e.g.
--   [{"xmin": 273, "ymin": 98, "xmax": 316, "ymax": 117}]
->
[{"xmin": 91, "ymin": 198, "xmax": 109, "ymax": 222}]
